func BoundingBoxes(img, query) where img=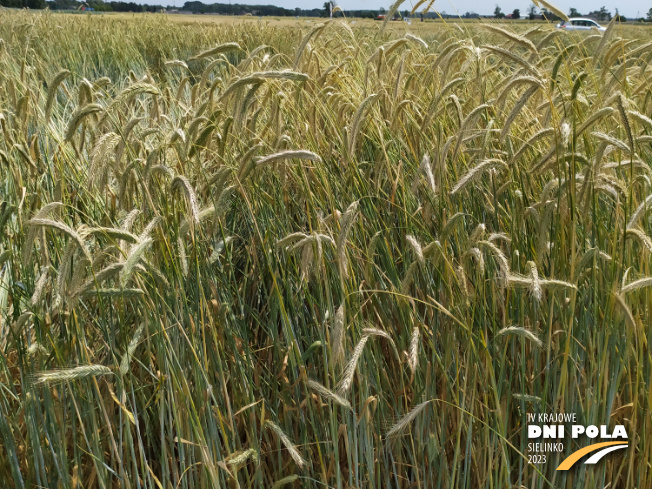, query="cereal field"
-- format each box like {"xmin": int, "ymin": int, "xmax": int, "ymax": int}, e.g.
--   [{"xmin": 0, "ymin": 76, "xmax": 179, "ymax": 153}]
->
[{"xmin": 0, "ymin": 8, "xmax": 650, "ymax": 489}]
